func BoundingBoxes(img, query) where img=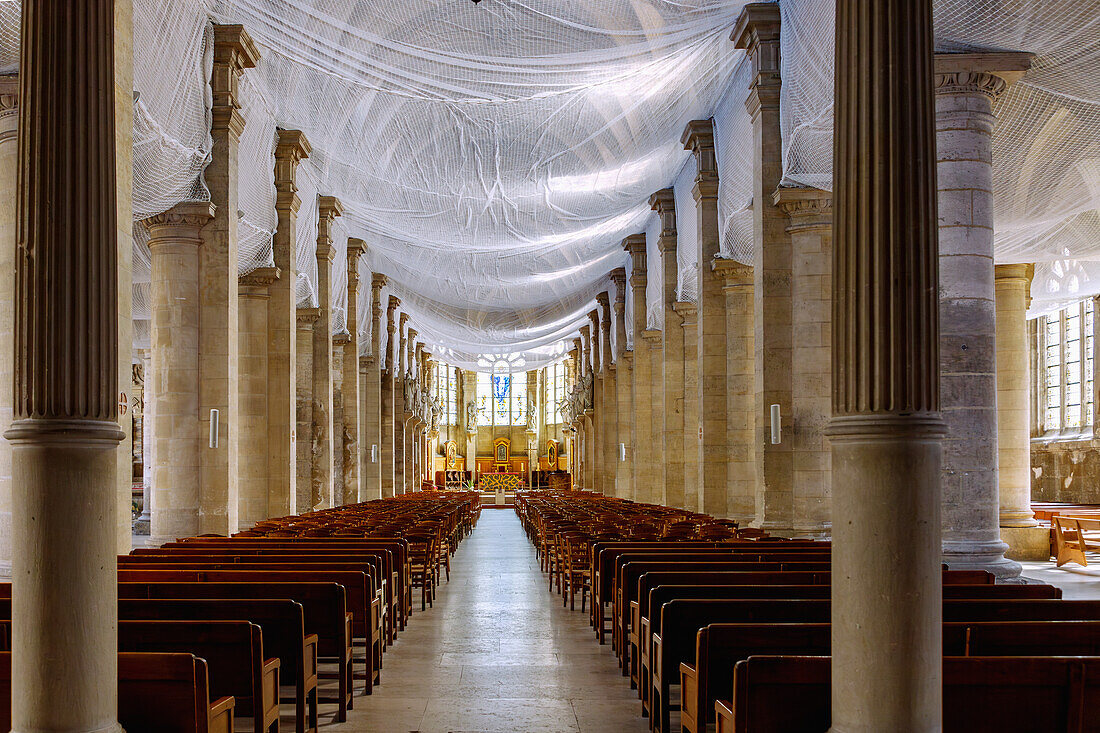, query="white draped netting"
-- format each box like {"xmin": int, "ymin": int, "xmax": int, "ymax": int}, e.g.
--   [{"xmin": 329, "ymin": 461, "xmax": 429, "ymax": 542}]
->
[{"xmin": 0, "ymin": 0, "xmax": 1098, "ymax": 366}]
